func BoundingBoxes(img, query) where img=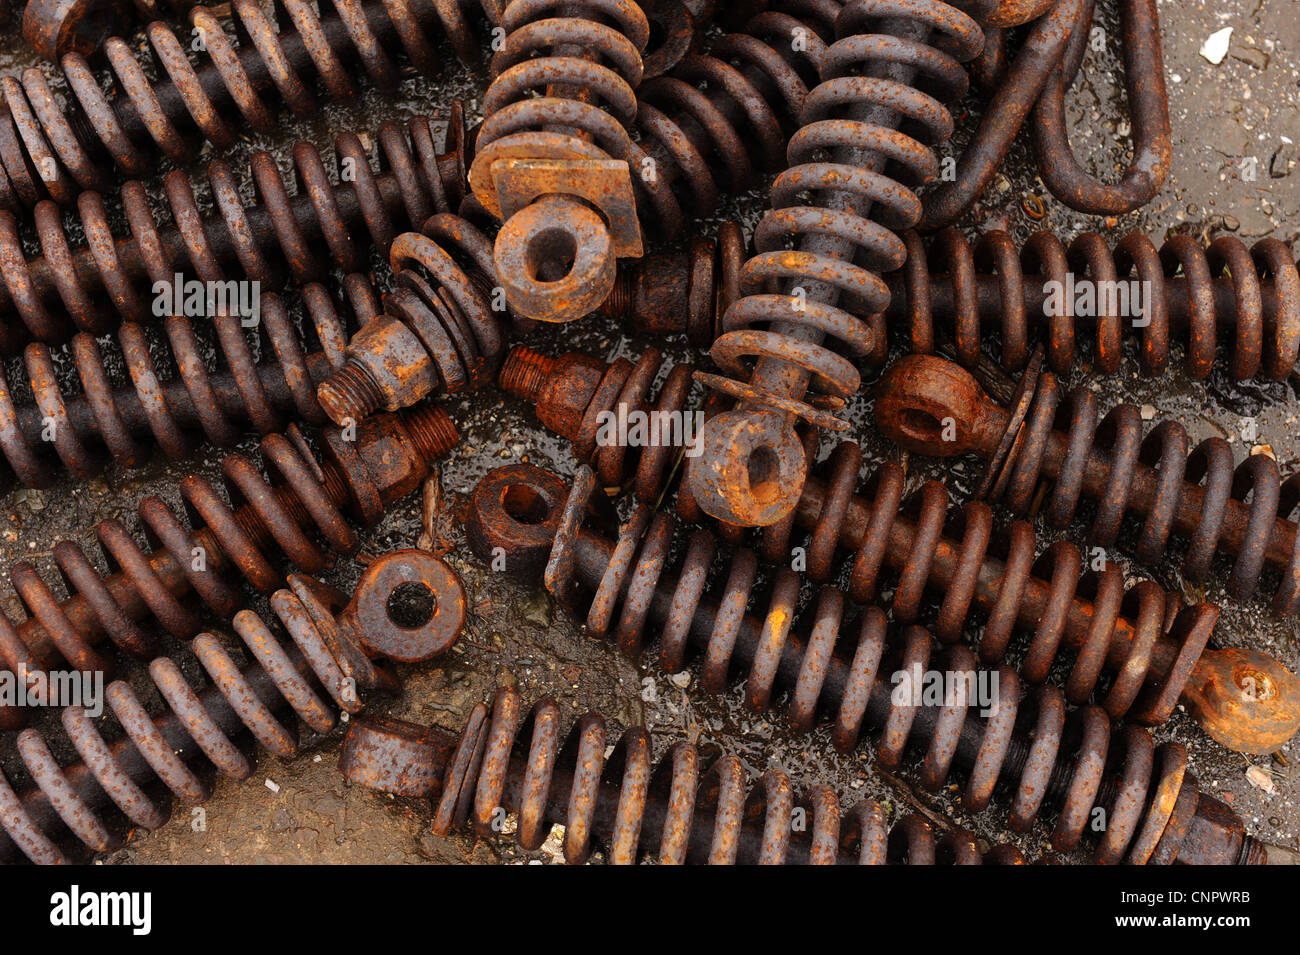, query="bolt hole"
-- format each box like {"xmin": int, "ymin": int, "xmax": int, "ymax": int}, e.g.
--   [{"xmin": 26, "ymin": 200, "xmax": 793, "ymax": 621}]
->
[
  {"xmin": 897, "ymin": 409, "xmax": 946, "ymax": 444},
  {"xmin": 387, "ymin": 582, "xmax": 437, "ymax": 629},
  {"xmin": 502, "ymin": 484, "xmax": 550, "ymax": 525},
  {"xmin": 746, "ymin": 445, "xmax": 781, "ymax": 507},
  {"xmin": 526, "ymin": 227, "xmax": 577, "ymax": 284}
]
